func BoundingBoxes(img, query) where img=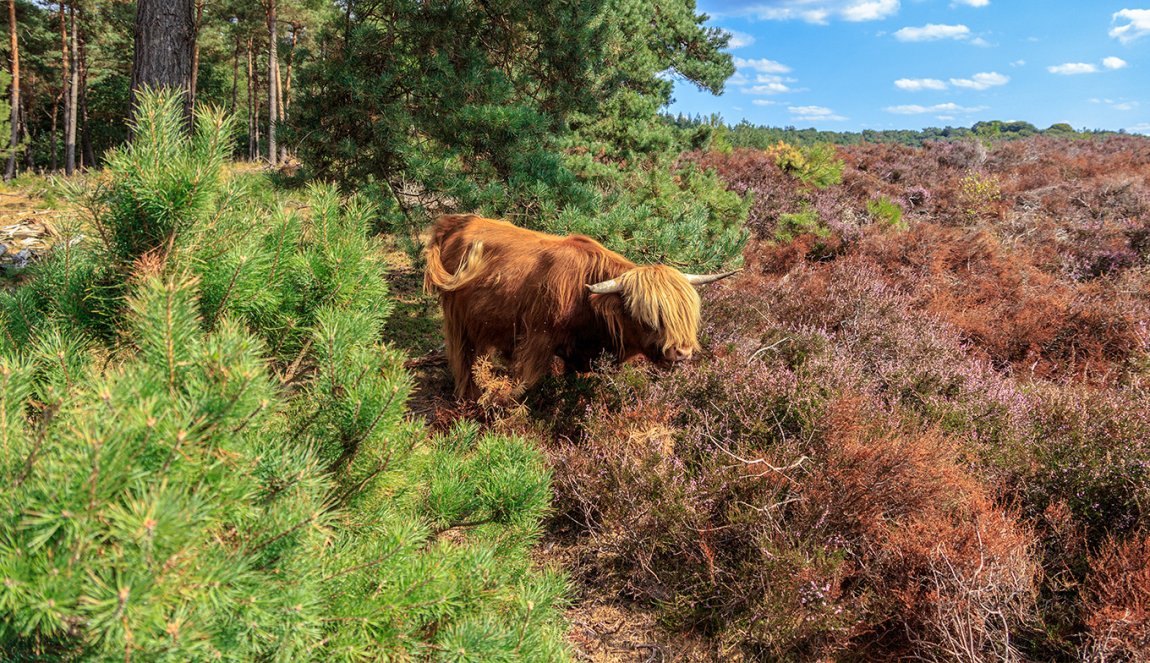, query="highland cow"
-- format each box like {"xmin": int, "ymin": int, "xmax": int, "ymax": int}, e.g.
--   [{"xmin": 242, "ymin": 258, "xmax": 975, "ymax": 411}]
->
[{"xmin": 424, "ymin": 214, "xmax": 737, "ymax": 399}]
